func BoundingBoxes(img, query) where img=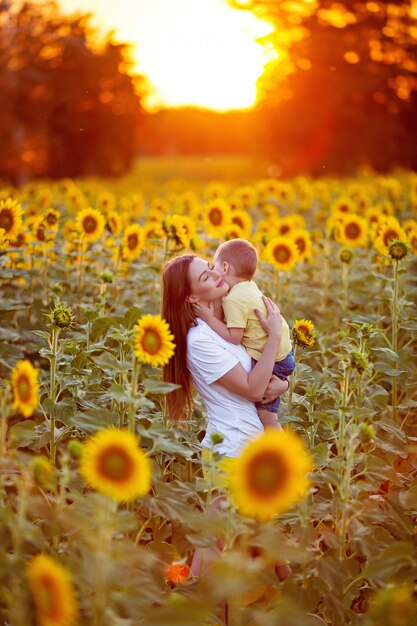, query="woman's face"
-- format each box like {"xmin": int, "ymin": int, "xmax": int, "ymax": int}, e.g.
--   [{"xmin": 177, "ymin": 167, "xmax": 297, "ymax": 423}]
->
[{"xmin": 188, "ymin": 257, "xmax": 229, "ymax": 302}]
